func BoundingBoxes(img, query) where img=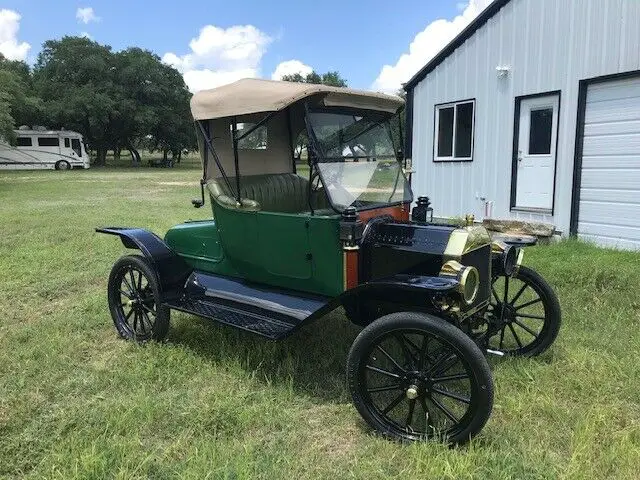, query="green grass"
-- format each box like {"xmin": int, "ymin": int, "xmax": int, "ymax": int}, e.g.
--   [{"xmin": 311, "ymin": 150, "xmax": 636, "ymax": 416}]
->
[{"xmin": 1, "ymin": 168, "xmax": 639, "ymax": 479}]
